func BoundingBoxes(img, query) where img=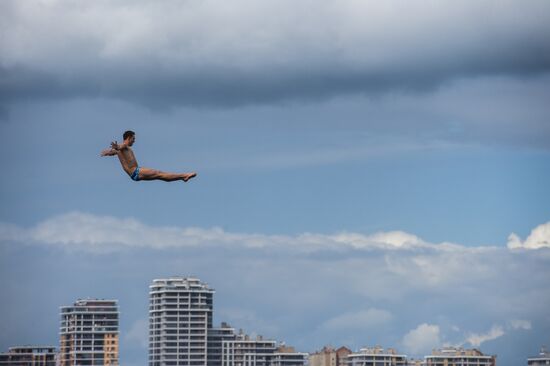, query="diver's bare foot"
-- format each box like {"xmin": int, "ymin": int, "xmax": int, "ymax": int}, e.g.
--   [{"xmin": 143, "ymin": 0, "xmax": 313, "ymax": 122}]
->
[{"xmin": 182, "ymin": 172, "xmax": 197, "ymax": 182}]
